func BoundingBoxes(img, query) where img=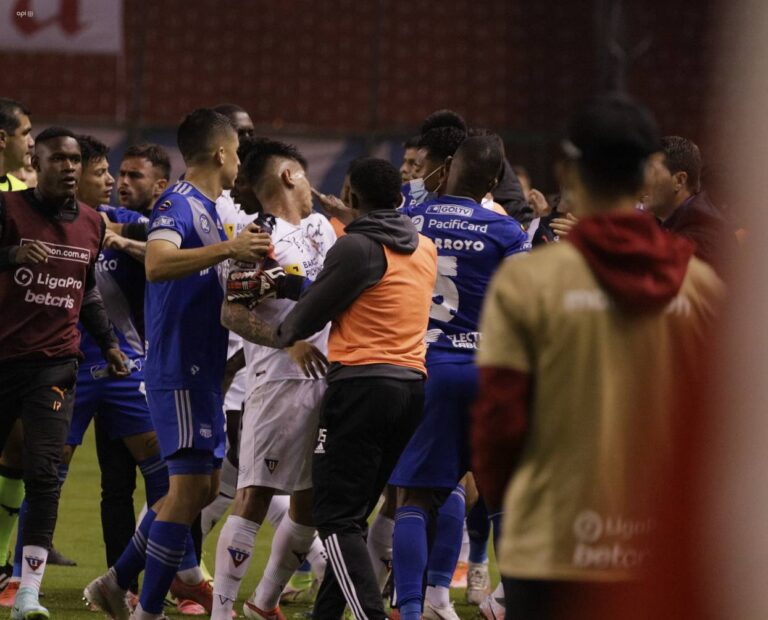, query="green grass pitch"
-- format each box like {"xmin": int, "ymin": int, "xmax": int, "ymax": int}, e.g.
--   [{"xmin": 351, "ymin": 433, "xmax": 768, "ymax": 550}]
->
[{"xmin": 34, "ymin": 426, "xmax": 495, "ymax": 618}]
